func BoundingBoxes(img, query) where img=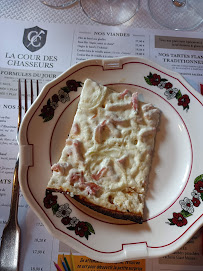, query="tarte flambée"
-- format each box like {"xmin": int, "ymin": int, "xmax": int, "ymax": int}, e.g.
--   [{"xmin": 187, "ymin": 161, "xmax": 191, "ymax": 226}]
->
[{"xmin": 47, "ymin": 79, "xmax": 160, "ymax": 223}]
